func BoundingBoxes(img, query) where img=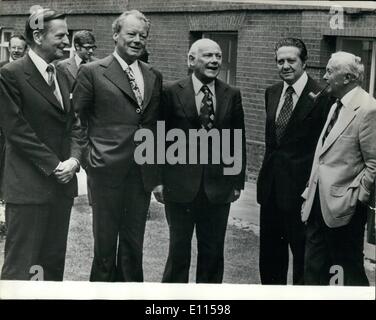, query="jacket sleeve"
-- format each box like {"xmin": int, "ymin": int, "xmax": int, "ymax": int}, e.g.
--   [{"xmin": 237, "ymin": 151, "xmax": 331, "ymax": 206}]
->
[{"xmin": 0, "ymin": 67, "xmax": 60, "ymax": 176}]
